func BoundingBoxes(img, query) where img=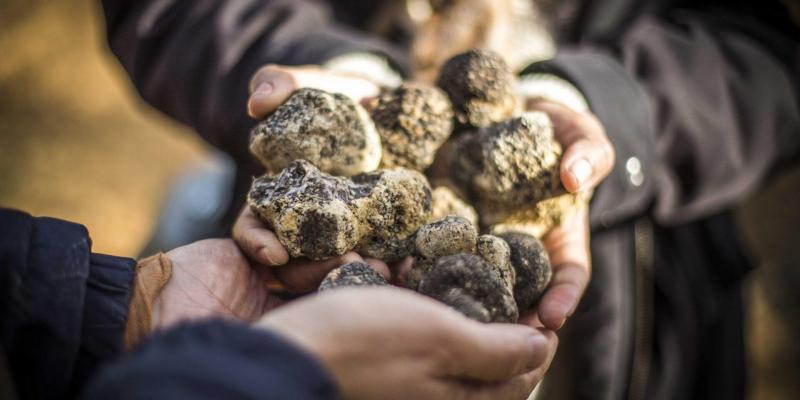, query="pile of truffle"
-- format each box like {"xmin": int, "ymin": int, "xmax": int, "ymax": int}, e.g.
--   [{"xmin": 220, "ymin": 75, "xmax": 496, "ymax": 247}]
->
[{"xmin": 247, "ymin": 49, "xmax": 582, "ymax": 323}]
